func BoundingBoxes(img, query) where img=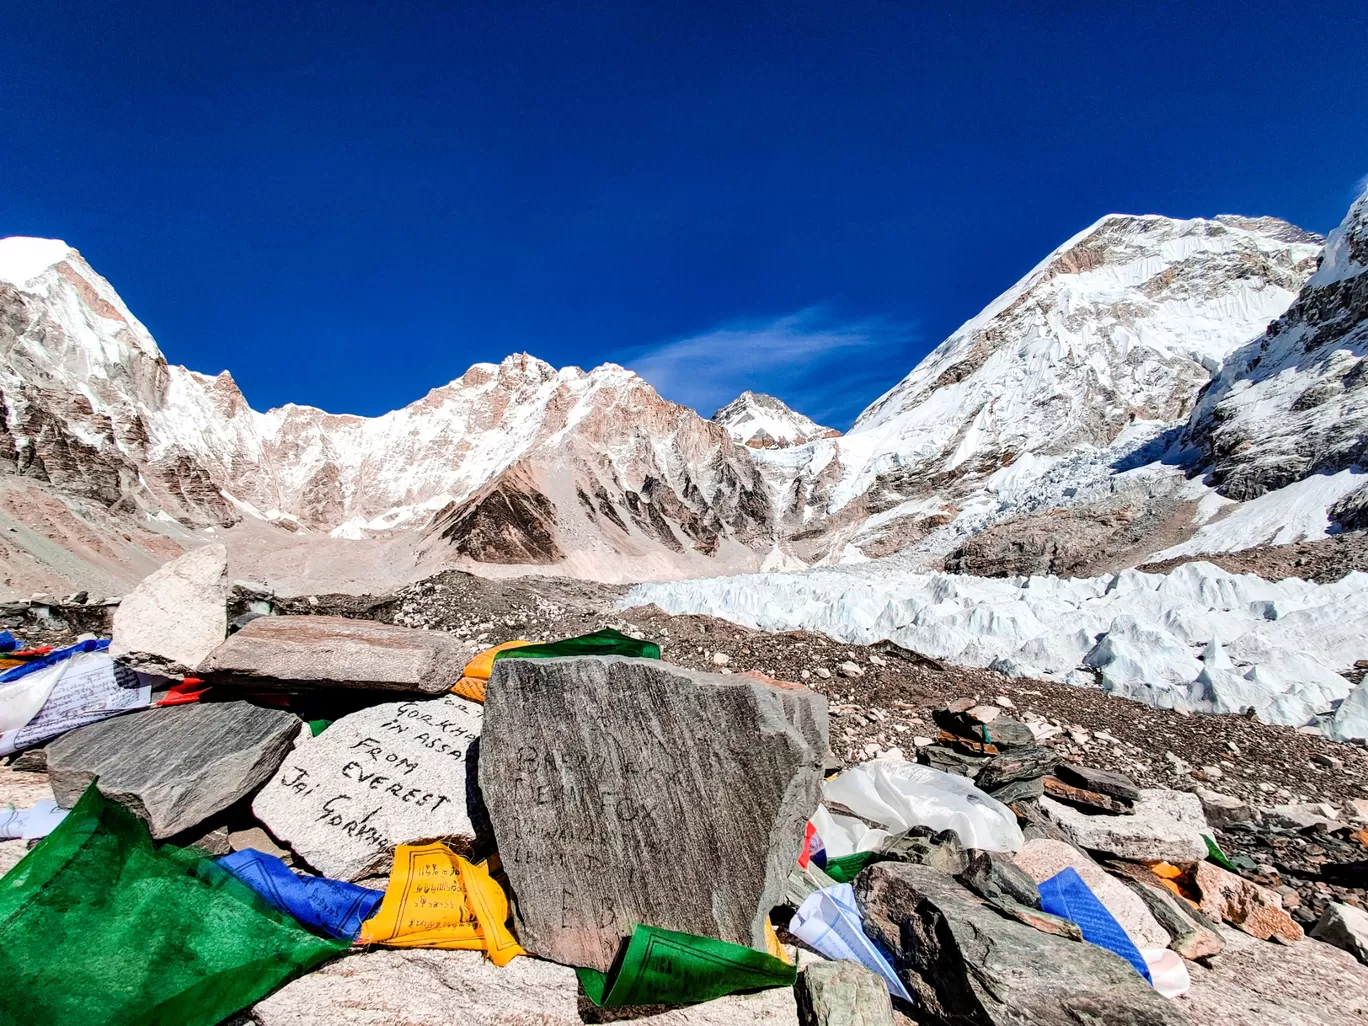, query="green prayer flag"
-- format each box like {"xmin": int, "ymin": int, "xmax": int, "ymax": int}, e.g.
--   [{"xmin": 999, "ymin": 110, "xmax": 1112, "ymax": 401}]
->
[
  {"xmin": 307, "ymin": 718, "xmax": 333, "ymax": 736},
  {"xmin": 576, "ymin": 925, "xmax": 796, "ymax": 1008},
  {"xmin": 821, "ymin": 850, "xmax": 889, "ymax": 884},
  {"xmin": 493, "ymin": 627, "xmax": 661, "ymax": 663},
  {"xmin": 0, "ymin": 784, "xmax": 347, "ymax": 1026},
  {"xmin": 1203, "ymin": 834, "xmax": 1240, "ymax": 873}
]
